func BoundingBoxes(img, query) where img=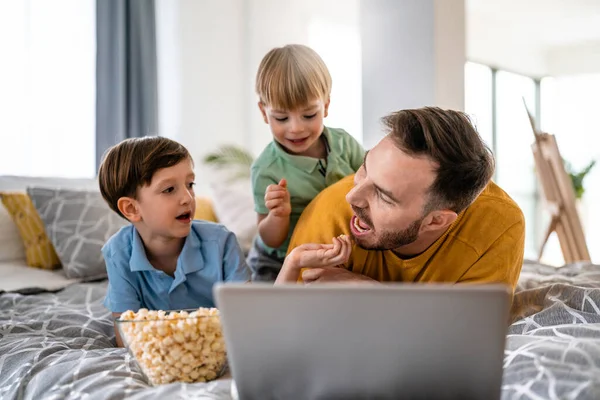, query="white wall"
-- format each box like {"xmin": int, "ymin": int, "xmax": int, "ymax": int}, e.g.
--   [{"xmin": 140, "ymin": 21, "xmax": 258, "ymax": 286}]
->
[
  {"xmin": 157, "ymin": 0, "xmax": 363, "ymax": 184},
  {"xmin": 467, "ymin": 10, "xmax": 548, "ymax": 77},
  {"xmin": 467, "ymin": 1, "xmax": 600, "ymax": 78},
  {"xmin": 245, "ymin": 0, "xmax": 313, "ymax": 156},
  {"xmin": 360, "ymin": 0, "xmax": 466, "ymax": 148},
  {"xmin": 546, "ymin": 42, "xmax": 600, "ymax": 76},
  {"xmin": 156, "ymin": 0, "xmax": 246, "ymax": 175},
  {"xmin": 157, "ymin": 0, "xmax": 468, "ymax": 187},
  {"xmin": 246, "ymin": 0, "xmax": 363, "ymax": 156},
  {"xmin": 156, "ymin": 0, "xmax": 247, "ymax": 194},
  {"xmin": 434, "ymin": 0, "xmax": 465, "ymax": 111},
  {"xmin": 360, "ymin": 0, "xmax": 434, "ymax": 149}
]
